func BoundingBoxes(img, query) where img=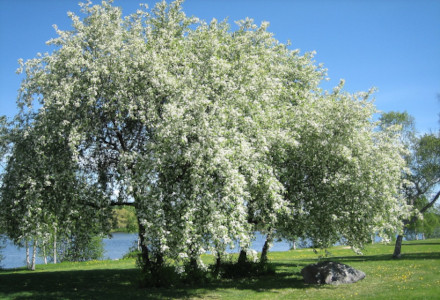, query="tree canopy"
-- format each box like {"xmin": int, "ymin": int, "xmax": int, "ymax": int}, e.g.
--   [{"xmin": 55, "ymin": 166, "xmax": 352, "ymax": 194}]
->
[{"xmin": 0, "ymin": 0, "xmax": 411, "ymax": 281}]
